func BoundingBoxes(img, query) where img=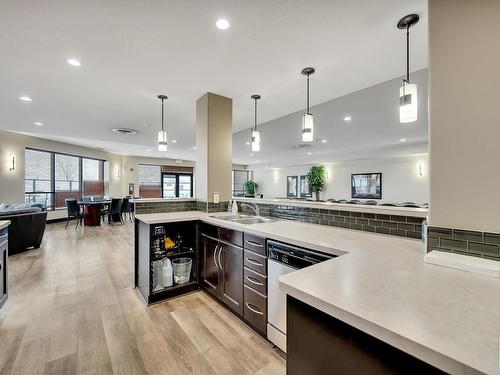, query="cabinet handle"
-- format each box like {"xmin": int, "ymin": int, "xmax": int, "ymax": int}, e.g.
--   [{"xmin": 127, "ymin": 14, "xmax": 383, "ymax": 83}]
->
[
  {"xmin": 245, "ymin": 258, "xmax": 263, "ymax": 267},
  {"xmin": 245, "ymin": 239, "xmax": 263, "ymax": 248},
  {"xmin": 213, "ymin": 244, "xmax": 219, "ymax": 269},
  {"xmin": 218, "ymin": 245, "xmax": 223, "ymax": 270},
  {"xmin": 245, "ymin": 275, "xmax": 263, "ymax": 286},
  {"xmin": 245, "ymin": 303, "xmax": 263, "ymax": 315}
]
